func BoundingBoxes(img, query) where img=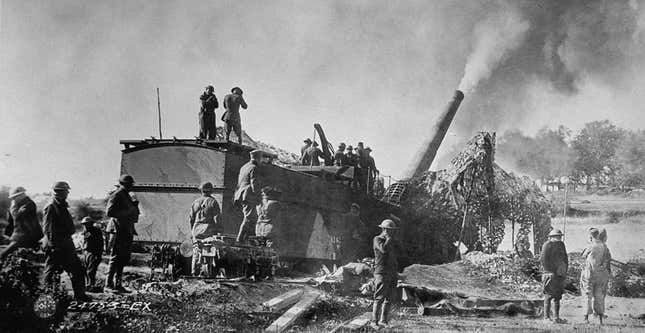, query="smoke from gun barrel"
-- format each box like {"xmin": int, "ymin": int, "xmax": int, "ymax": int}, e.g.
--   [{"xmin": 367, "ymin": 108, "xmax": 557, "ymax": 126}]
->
[{"xmin": 403, "ymin": 90, "xmax": 465, "ymax": 179}]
